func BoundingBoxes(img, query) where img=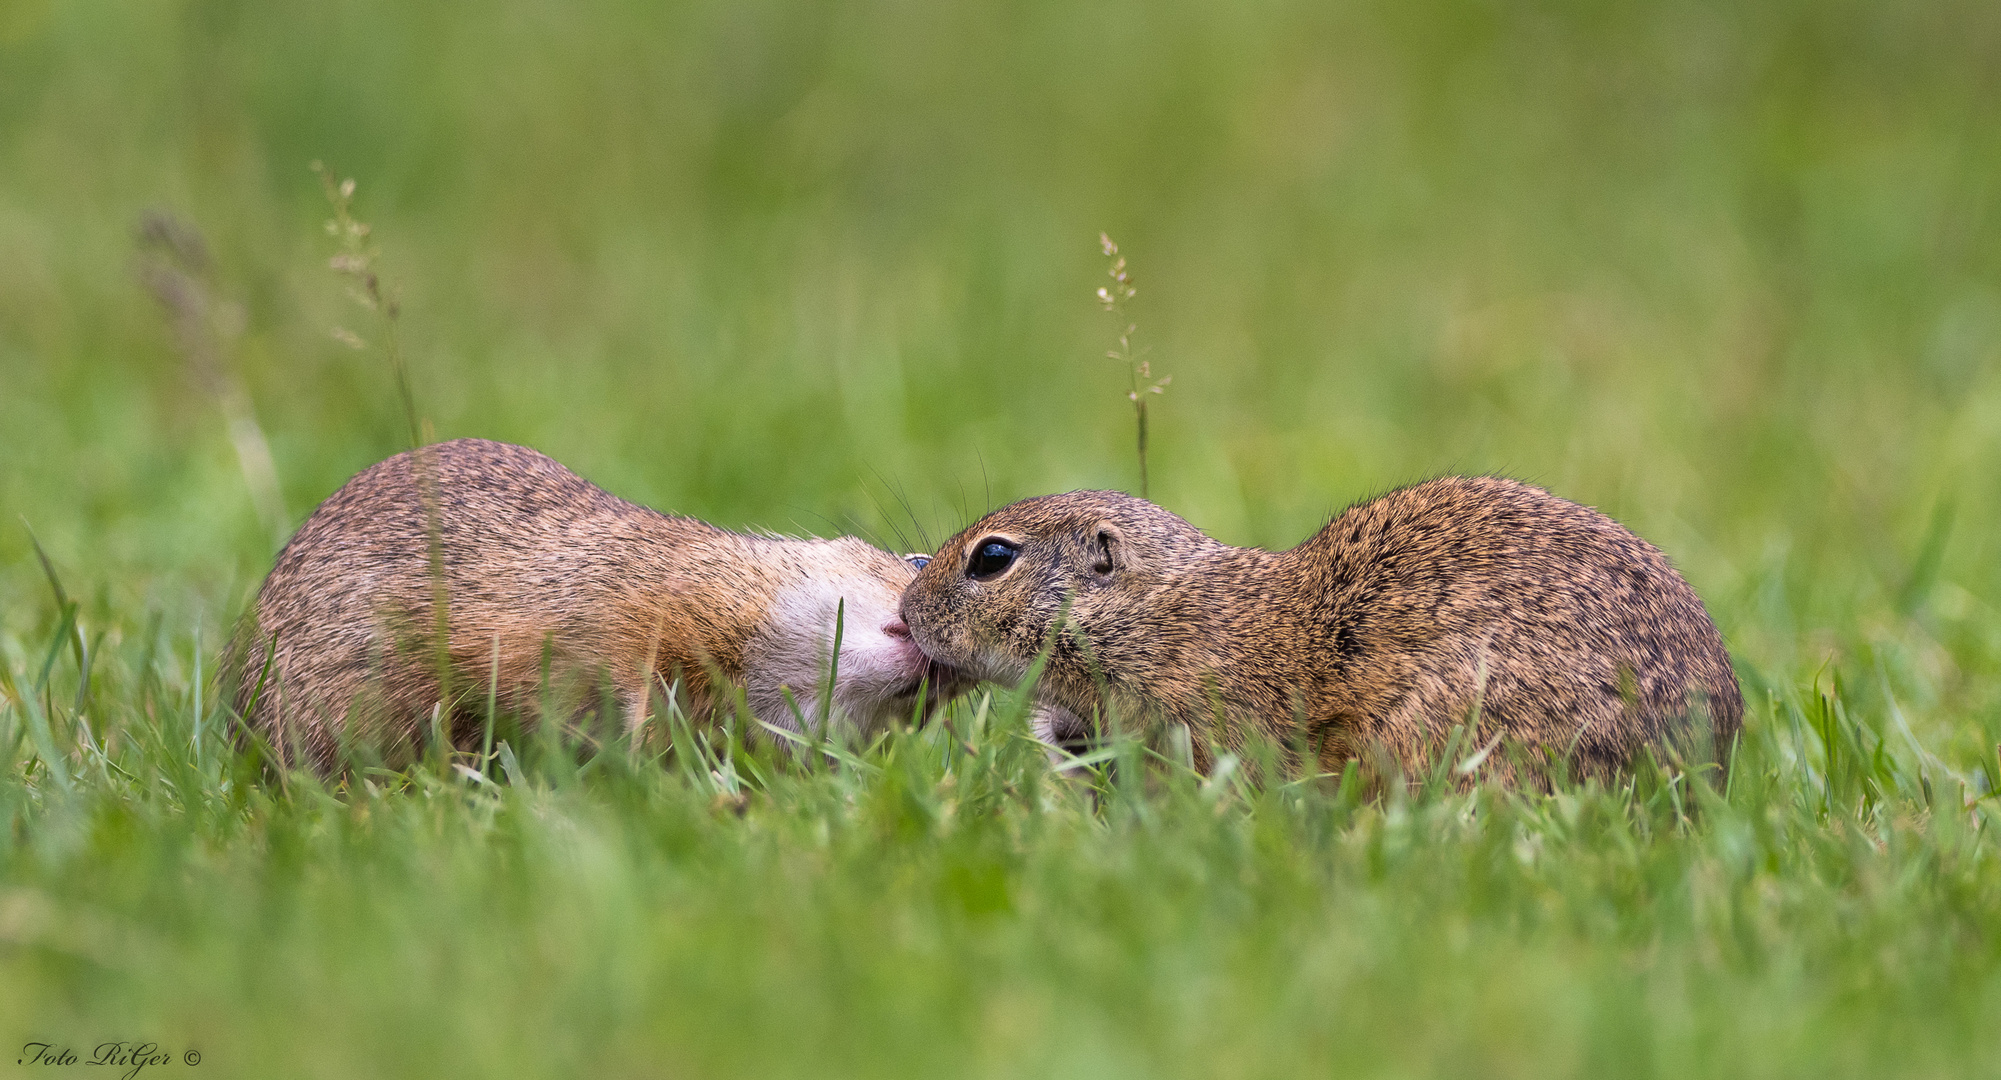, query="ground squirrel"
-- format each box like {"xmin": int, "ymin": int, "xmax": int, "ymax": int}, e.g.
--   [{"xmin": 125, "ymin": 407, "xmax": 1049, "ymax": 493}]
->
[
  {"xmin": 899, "ymin": 478, "xmax": 1742, "ymax": 782},
  {"xmin": 227, "ymin": 438, "xmax": 960, "ymax": 770}
]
